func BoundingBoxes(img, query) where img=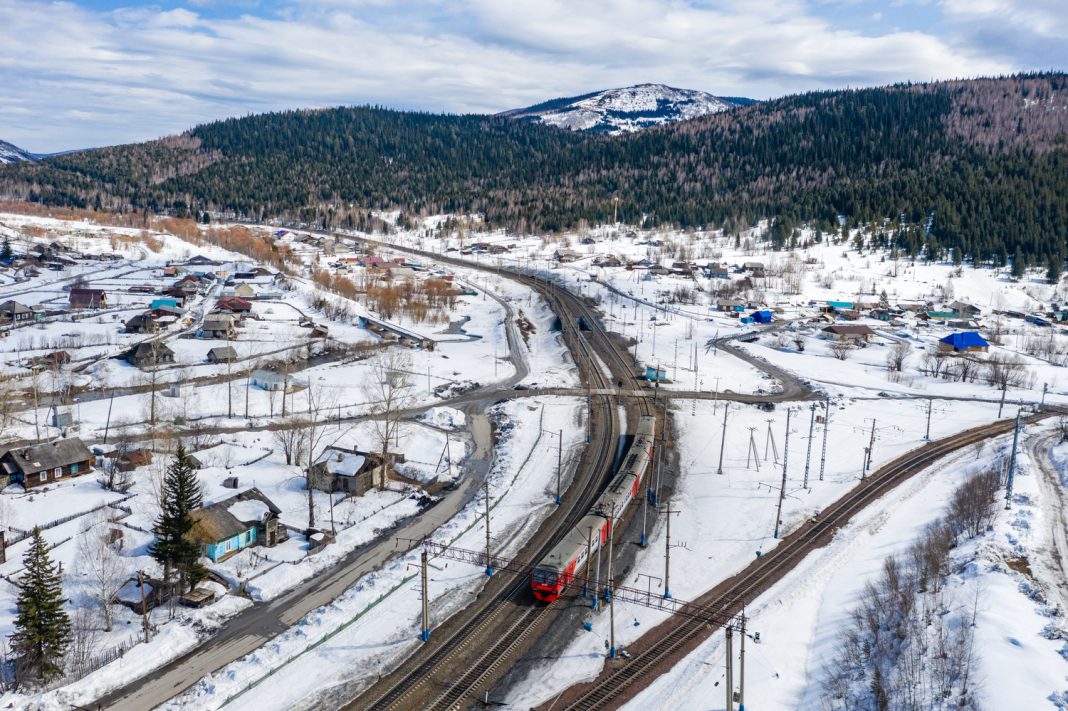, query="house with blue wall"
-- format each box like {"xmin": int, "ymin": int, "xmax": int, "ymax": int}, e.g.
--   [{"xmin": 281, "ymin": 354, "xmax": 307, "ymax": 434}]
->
[{"xmin": 186, "ymin": 488, "xmax": 285, "ymax": 562}]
